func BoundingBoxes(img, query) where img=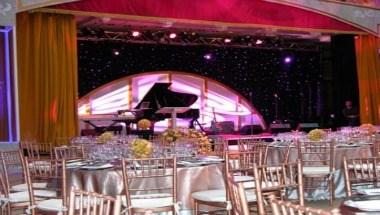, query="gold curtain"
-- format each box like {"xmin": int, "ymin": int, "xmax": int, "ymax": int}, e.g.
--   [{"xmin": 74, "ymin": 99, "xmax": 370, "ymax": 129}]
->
[
  {"xmin": 17, "ymin": 12, "xmax": 78, "ymax": 145},
  {"xmin": 355, "ymin": 35, "xmax": 380, "ymax": 124}
]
